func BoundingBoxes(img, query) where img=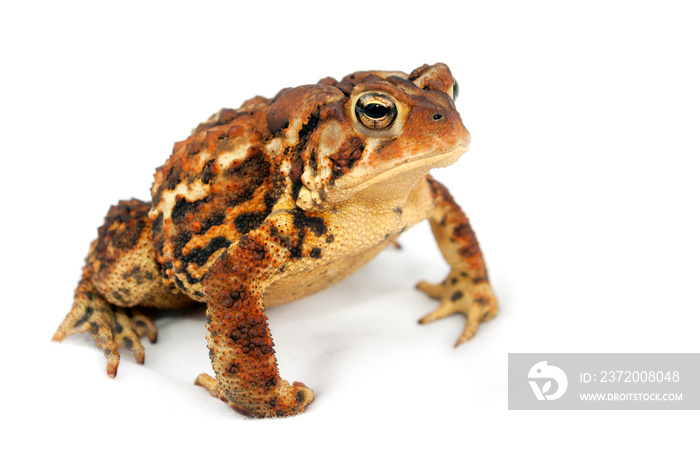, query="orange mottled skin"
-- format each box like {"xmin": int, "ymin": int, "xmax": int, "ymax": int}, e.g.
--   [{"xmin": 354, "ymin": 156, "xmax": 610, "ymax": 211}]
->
[{"xmin": 53, "ymin": 63, "xmax": 499, "ymax": 417}]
